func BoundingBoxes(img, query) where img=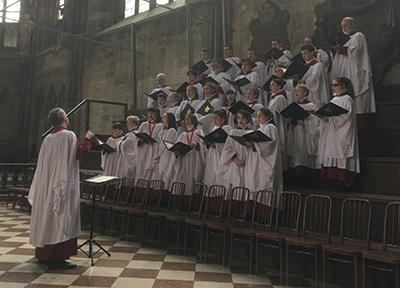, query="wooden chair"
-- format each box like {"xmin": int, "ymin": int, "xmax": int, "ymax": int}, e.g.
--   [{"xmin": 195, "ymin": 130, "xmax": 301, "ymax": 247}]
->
[
  {"xmin": 322, "ymin": 198, "xmax": 371, "ymax": 288},
  {"xmin": 229, "ymin": 189, "xmax": 275, "ymax": 273},
  {"xmin": 285, "ymin": 194, "xmax": 332, "ymax": 288},
  {"xmin": 109, "ymin": 177, "xmax": 135, "ymax": 237},
  {"xmin": 95, "ymin": 180, "xmax": 121, "ymax": 235},
  {"xmin": 204, "ymin": 186, "xmax": 249, "ymax": 267},
  {"xmin": 143, "ymin": 180, "xmax": 165, "ymax": 246},
  {"xmin": 125, "ymin": 178, "xmax": 150, "ymax": 241},
  {"xmin": 255, "ymin": 191, "xmax": 301, "ymax": 282},
  {"xmin": 7, "ymin": 166, "xmax": 35, "ymax": 210},
  {"xmin": 80, "ymin": 183, "xmax": 106, "ymax": 230},
  {"xmin": 165, "ymin": 182, "xmax": 204, "ymax": 254},
  {"xmin": 362, "ymin": 201, "xmax": 400, "ymax": 288}
]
